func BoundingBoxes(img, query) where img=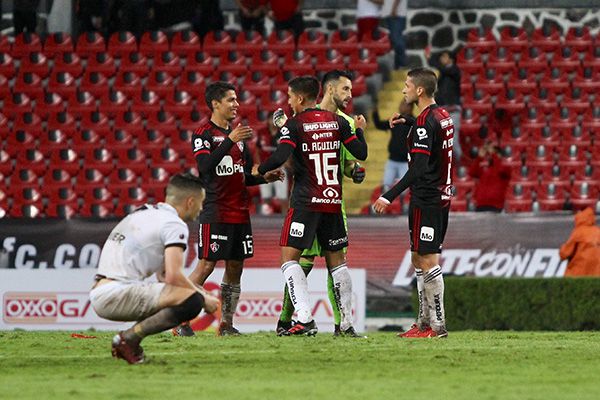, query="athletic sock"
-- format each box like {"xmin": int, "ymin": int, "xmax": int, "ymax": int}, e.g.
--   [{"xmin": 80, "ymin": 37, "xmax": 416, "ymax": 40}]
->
[
  {"xmin": 330, "ymin": 263, "xmax": 353, "ymax": 331},
  {"xmin": 279, "ymin": 260, "xmax": 313, "ymax": 323},
  {"xmin": 423, "ymin": 265, "xmax": 446, "ymax": 332},
  {"xmin": 221, "ymin": 283, "xmax": 241, "ymax": 325},
  {"xmin": 327, "ymin": 271, "xmax": 341, "ymax": 326},
  {"xmin": 281, "ymin": 261, "xmax": 312, "ymax": 323},
  {"xmin": 415, "ymin": 268, "xmax": 430, "ymax": 329}
]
